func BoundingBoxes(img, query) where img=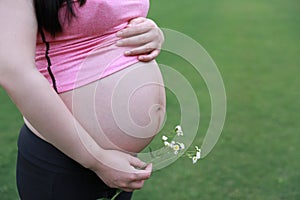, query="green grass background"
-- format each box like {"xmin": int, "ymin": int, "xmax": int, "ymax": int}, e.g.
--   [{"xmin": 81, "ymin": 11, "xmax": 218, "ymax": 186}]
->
[{"xmin": 1, "ymin": 0, "xmax": 299, "ymax": 199}]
